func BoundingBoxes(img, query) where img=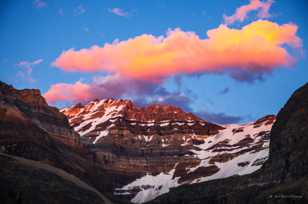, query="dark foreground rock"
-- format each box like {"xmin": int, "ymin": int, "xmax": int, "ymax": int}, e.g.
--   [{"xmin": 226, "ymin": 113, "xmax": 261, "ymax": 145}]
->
[
  {"xmin": 0, "ymin": 81, "xmax": 113, "ymax": 204},
  {"xmin": 0, "ymin": 153, "xmax": 105, "ymax": 204},
  {"xmin": 148, "ymin": 83, "xmax": 308, "ymax": 204}
]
